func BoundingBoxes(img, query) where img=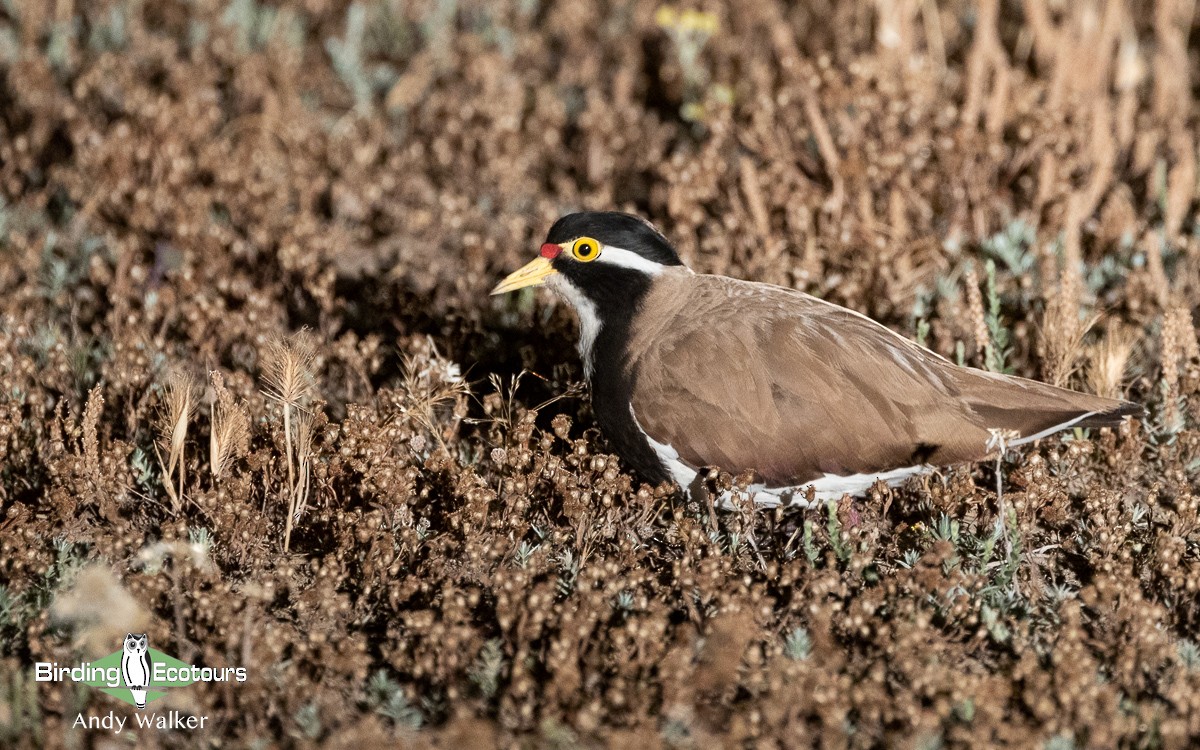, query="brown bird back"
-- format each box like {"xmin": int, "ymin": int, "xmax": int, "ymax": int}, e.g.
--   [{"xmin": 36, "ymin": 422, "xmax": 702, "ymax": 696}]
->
[{"xmin": 626, "ymin": 269, "xmax": 1137, "ymax": 486}]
